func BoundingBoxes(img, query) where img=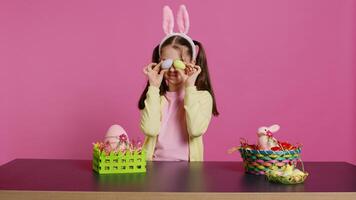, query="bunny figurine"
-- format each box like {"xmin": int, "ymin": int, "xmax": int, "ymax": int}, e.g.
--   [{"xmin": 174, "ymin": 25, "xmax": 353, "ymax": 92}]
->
[
  {"xmin": 257, "ymin": 124, "xmax": 280, "ymax": 150},
  {"xmin": 104, "ymin": 124, "xmax": 129, "ymax": 152}
]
